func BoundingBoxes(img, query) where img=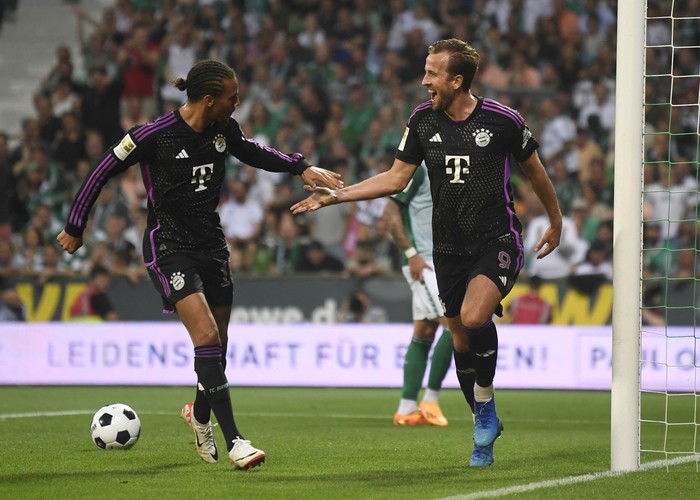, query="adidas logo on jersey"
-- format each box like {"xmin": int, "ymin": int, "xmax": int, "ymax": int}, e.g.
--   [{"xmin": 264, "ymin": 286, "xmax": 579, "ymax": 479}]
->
[
  {"xmin": 176, "ymin": 149, "xmax": 189, "ymax": 159},
  {"xmin": 429, "ymin": 133, "xmax": 442, "ymax": 143}
]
